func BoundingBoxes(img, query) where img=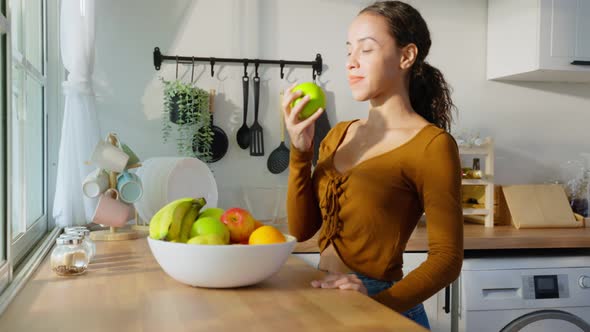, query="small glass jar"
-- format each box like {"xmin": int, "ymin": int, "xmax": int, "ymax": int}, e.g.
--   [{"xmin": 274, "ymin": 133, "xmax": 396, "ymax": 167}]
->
[
  {"xmin": 51, "ymin": 236, "xmax": 89, "ymax": 276},
  {"xmin": 64, "ymin": 228, "xmax": 96, "ymax": 261},
  {"xmin": 471, "ymin": 158, "xmax": 483, "ymax": 179}
]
